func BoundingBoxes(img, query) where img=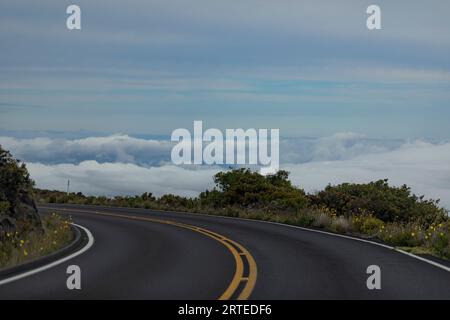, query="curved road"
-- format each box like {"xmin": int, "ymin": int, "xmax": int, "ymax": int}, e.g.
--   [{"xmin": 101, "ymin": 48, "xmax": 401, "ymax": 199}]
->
[{"xmin": 1, "ymin": 204, "xmax": 450, "ymax": 299}]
